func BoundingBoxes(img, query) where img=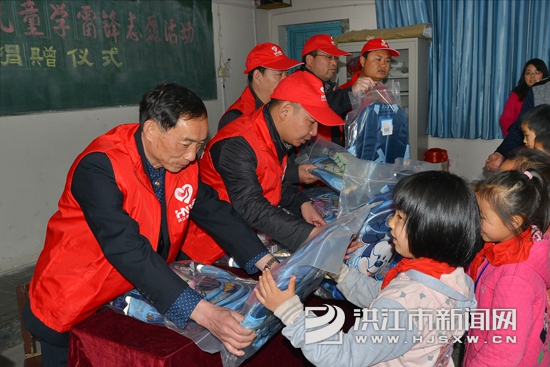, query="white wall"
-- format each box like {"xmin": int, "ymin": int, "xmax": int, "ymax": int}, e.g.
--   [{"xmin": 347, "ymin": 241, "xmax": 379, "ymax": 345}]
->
[
  {"xmin": 0, "ymin": 108, "xmax": 133, "ymax": 273},
  {"xmin": 0, "ymin": 0, "xmax": 503, "ymax": 274},
  {"xmin": 210, "ymin": 0, "xmax": 268, "ymax": 137},
  {"xmin": 0, "ymin": 0, "xmax": 262, "ymax": 273},
  {"xmin": 428, "ymin": 137, "xmax": 502, "ymax": 182}
]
